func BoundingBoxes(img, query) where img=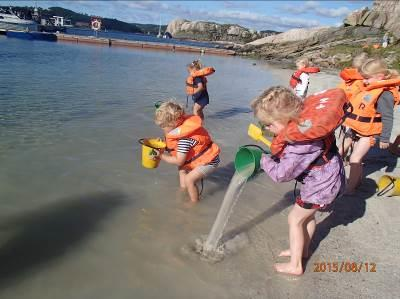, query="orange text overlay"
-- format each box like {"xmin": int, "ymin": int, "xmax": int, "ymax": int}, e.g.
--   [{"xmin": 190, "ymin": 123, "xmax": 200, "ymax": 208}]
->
[{"xmin": 313, "ymin": 262, "xmax": 376, "ymax": 273}]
